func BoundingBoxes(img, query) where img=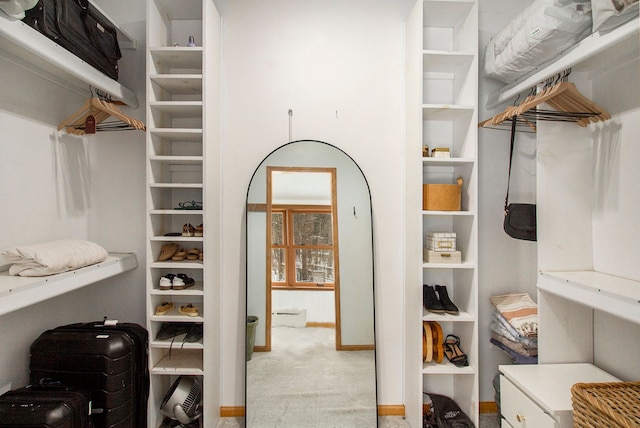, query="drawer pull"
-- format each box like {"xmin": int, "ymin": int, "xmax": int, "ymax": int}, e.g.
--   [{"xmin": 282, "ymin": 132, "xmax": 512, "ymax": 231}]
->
[{"xmin": 516, "ymin": 414, "xmax": 526, "ymax": 422}]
